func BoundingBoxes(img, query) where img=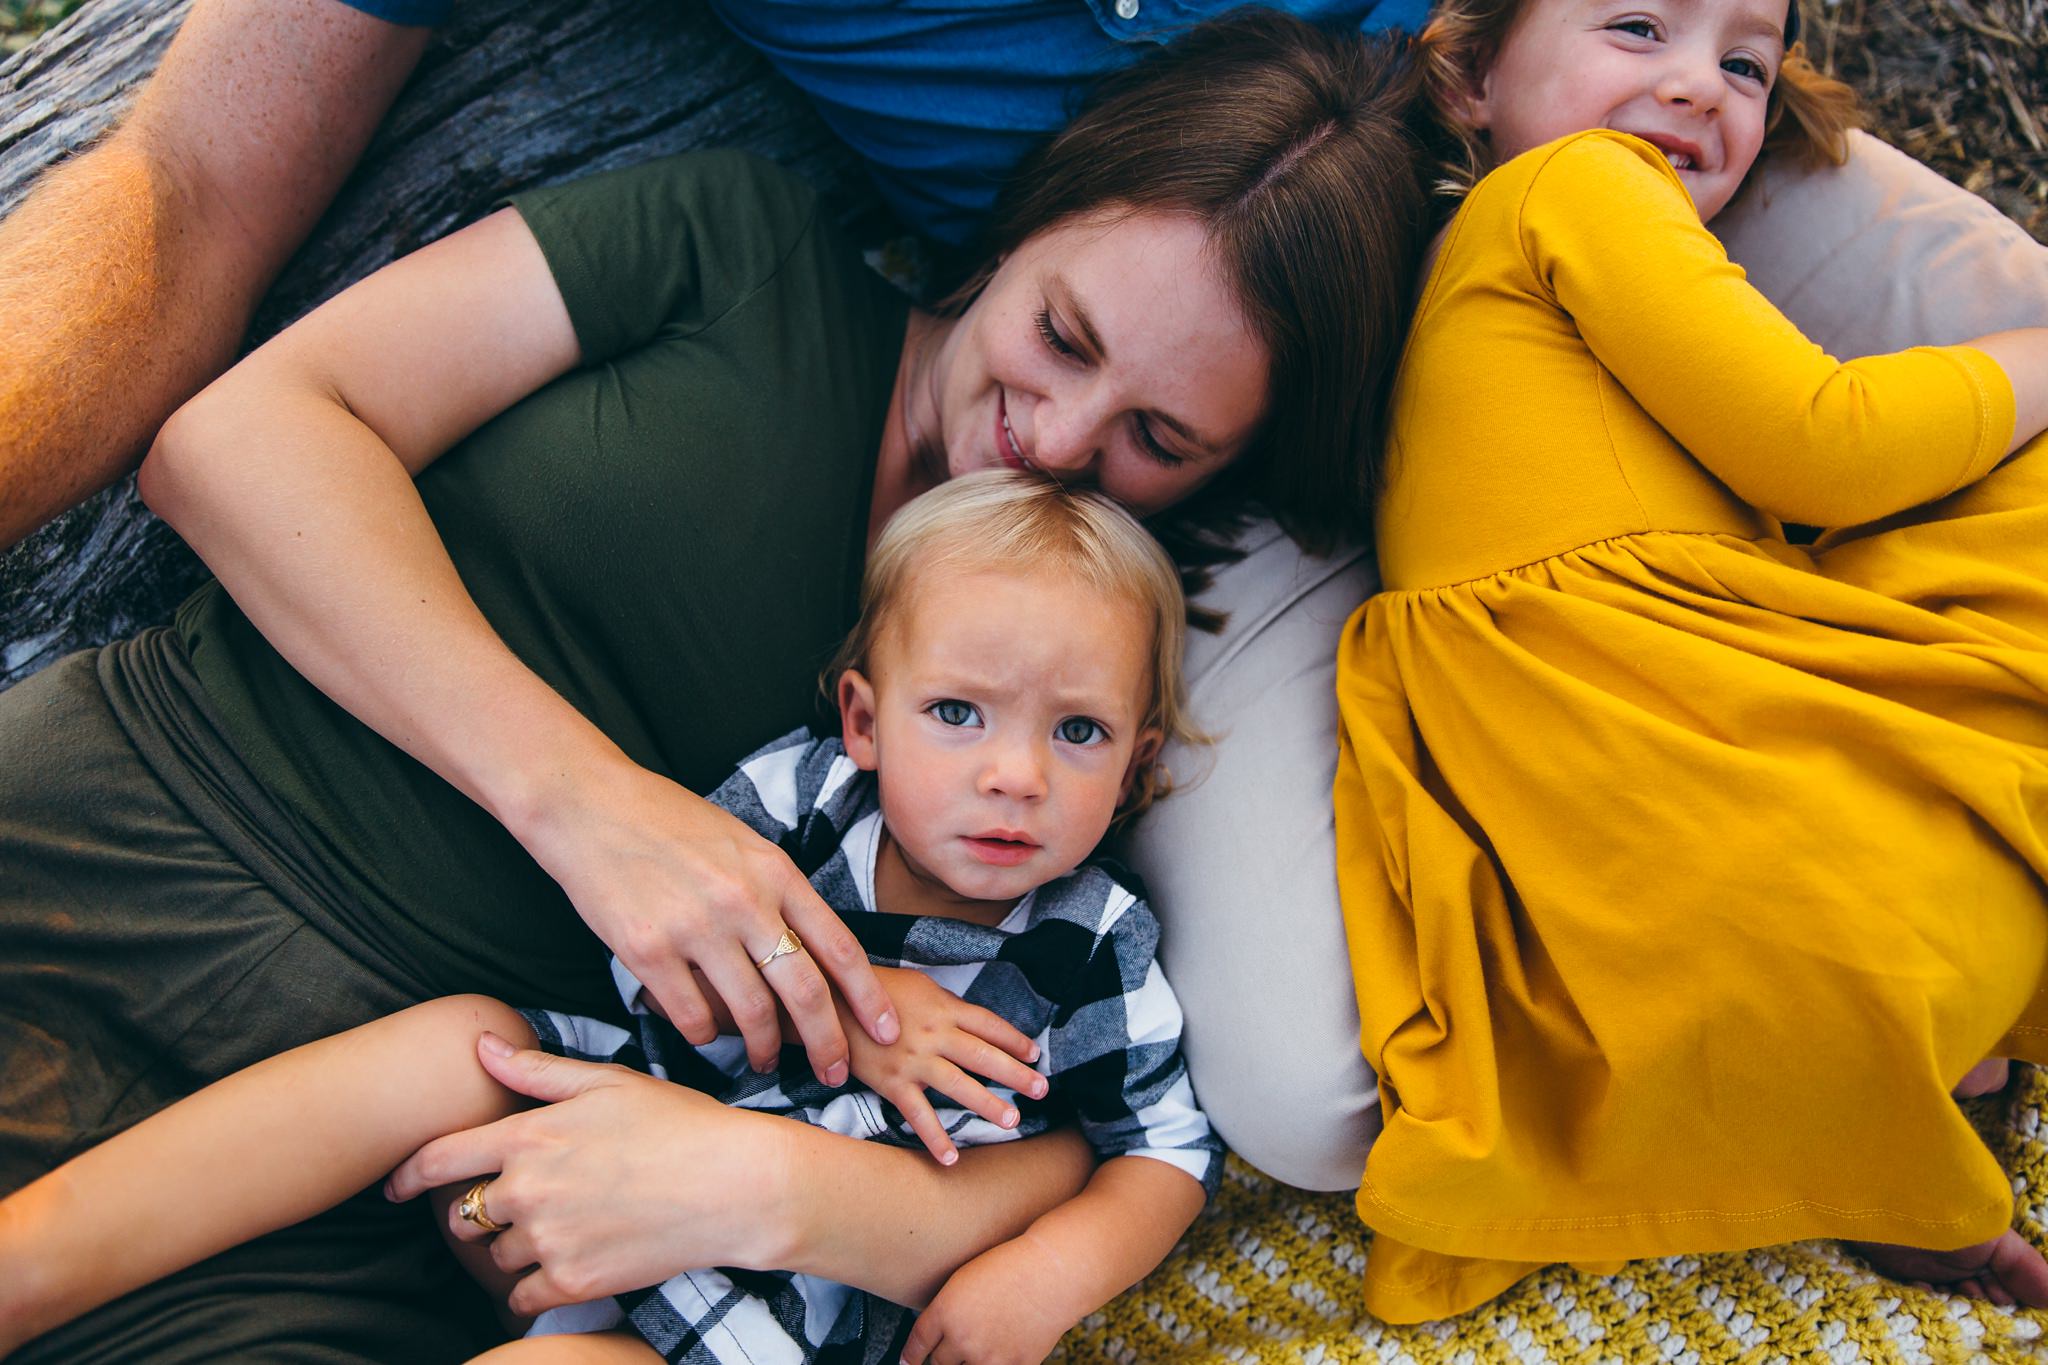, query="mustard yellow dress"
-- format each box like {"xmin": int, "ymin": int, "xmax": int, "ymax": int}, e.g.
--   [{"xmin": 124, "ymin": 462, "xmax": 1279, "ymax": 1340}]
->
[{"xmin": 1333, "ymin": 129, "xmax": 2048, "ymax": 1324}]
